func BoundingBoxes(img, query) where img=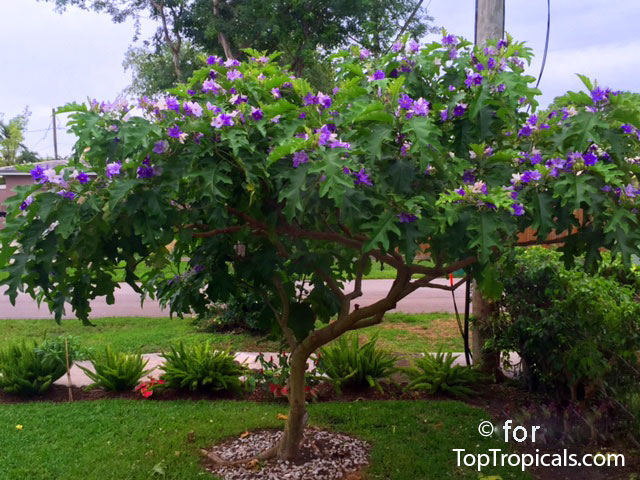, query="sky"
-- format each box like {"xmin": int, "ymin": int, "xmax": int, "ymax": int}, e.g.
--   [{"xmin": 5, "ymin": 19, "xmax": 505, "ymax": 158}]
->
[{"xmin": 2, "ymin": 0, "xmax": 640, "ymax": 159}]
